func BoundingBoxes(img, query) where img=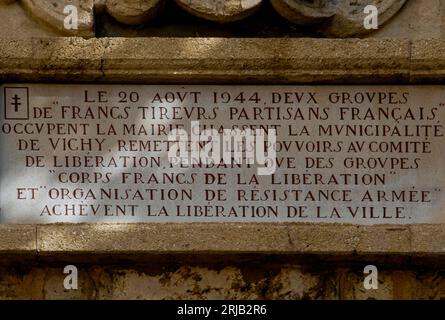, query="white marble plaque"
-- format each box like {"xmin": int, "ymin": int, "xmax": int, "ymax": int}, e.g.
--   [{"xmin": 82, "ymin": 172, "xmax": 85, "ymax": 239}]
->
[{"xmin": 1, "ymin": 84, "xmax": 445, "ymax": 224}]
